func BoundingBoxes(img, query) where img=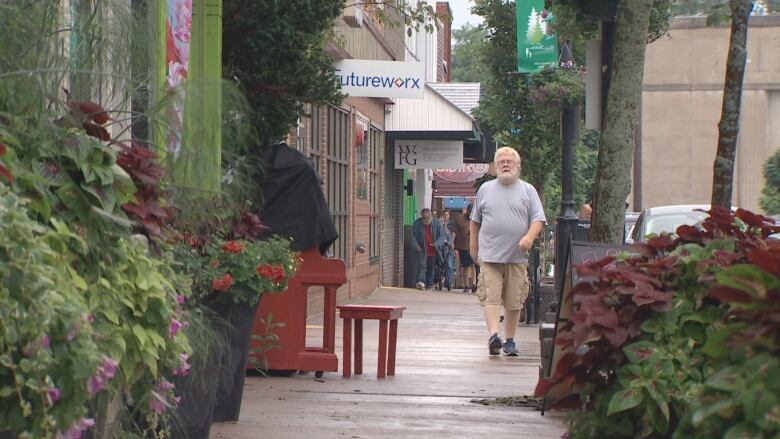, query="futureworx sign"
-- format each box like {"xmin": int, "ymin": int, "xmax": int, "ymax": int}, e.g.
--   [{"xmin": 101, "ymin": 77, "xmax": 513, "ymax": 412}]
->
[{"xmin": 335, "ymin": 59, "xmax": 425, "ymax": 99}]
